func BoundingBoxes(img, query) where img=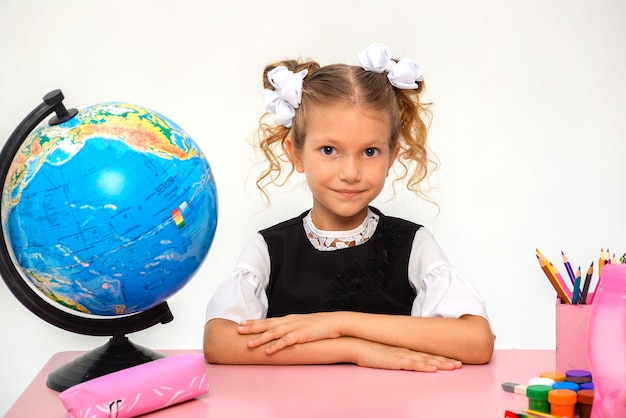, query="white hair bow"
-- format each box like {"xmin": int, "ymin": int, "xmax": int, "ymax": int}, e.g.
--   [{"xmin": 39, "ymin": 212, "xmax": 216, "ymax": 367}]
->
[
  {"xmin": 263, "ymin": 66, "xmax": 308, "ymax": 128},
  {"xmin": 358, "ymin": 43, "xmax": 423, "ymax": 89}
]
